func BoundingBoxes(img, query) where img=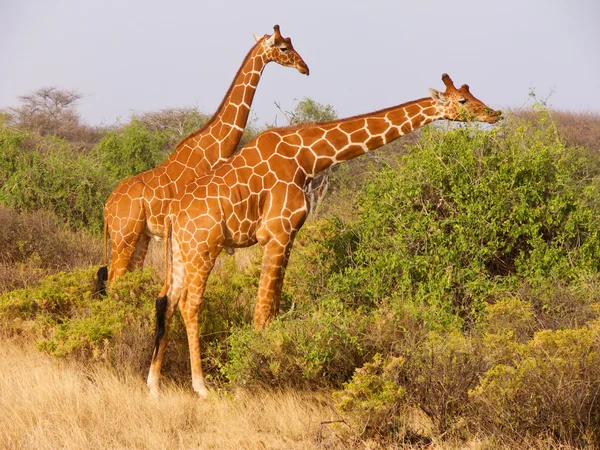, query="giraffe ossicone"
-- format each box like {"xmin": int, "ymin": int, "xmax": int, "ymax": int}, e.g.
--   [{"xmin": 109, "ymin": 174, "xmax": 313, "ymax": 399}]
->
[
  {"xmin": 147, "ymin": 73, "xmax": 502, "ymax": 397},
  {"xmin": 95, "ymin": 25, "xmax": 309, "ymax": 295}
]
